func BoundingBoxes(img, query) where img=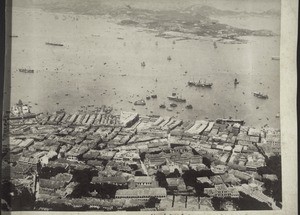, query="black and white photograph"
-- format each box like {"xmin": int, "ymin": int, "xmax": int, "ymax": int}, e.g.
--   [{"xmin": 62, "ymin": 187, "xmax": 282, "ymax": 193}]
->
[{"xmin": 0, "ymin": 0, "xmax": 297, "ymax": 213}]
